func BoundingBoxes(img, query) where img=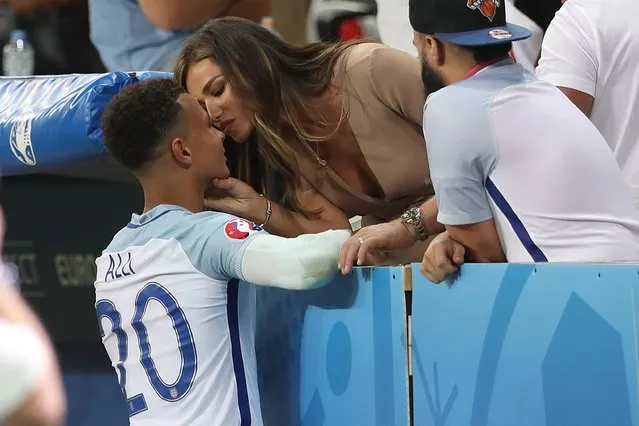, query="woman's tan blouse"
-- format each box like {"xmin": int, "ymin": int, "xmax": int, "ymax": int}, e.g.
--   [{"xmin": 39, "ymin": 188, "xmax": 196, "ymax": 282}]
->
[{"xmin": 288, "ymin": 43, "xmax": 433, "ymax": 223}]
